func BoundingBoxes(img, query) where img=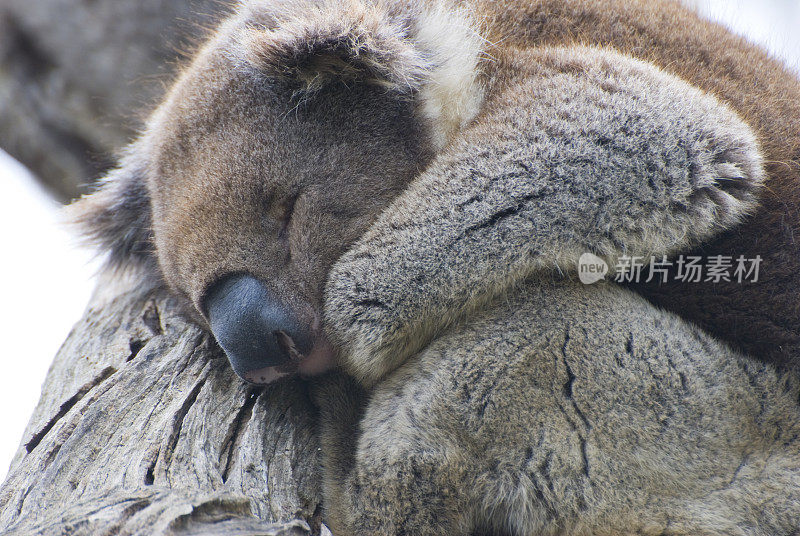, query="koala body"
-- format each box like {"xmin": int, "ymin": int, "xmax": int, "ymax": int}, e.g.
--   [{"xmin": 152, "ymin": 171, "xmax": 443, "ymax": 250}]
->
[
  {"xmin": 69, "ymin": 0, "xmax": 800, "ymax": 533},
  {"xmin": 319, "ymin": 281, "xmax": 800, "ymax": 535},
  {"xmin": 315, "ymin": 43, "xmax": 798, "ymax": 534},
  {"xmin": 73, "ymin": 0, "xmax": 800, "ymax": 378}
]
